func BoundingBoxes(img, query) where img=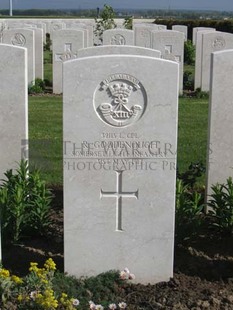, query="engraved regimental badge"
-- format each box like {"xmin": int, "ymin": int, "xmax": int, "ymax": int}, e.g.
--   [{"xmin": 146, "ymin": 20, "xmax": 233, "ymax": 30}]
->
[
  {"xmin": 11, "ymin": 33, "xmax": 26, "ymax": 46},
  {"xmin": 212, "ymin": 36, "xmax": 226, "ymax": 50},
  {"xmin": 94, "ymin": 74, "xmax": 147, "ymax": 128}
]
